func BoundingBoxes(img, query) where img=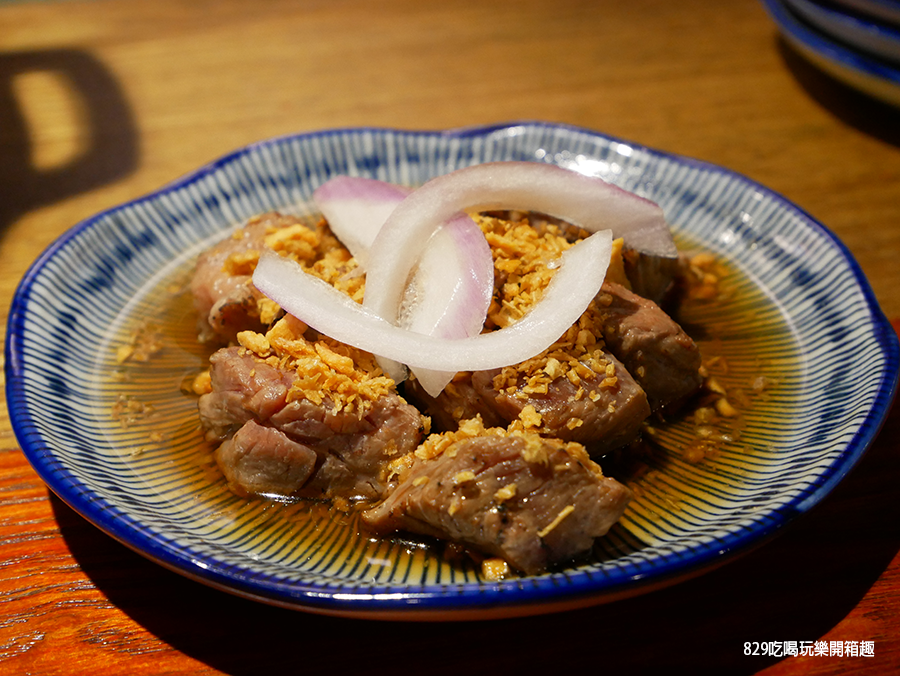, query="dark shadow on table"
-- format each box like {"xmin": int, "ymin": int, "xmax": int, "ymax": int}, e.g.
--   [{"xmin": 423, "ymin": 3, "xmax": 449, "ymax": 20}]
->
[
  {"xmin": 51, "ymin": 390, "xmax": 900, "ymax": 676},
  {"xmin": 0, "ymin": 49, "xmax": 138, "ymax": 230},
  {"xmin": 775, "ymin": 37, "xmax": 900, "ymax": 148}
]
